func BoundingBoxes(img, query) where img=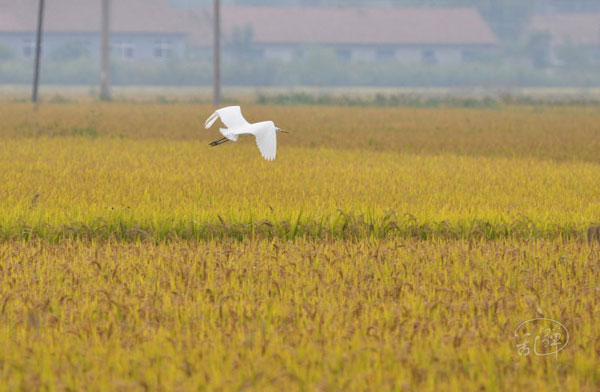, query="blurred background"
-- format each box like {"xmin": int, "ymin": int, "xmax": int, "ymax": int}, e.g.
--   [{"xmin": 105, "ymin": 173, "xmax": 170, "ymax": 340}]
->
[{"xmin": 1, "ymin": 0, "xmax": 599, "ymax": 101}]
